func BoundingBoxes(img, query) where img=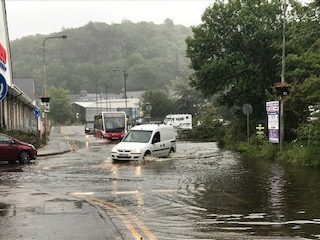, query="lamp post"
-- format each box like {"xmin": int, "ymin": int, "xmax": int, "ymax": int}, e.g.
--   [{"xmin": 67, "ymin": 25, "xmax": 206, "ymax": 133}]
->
[
  {"xmin": 42, "ymin": 35, "xmax": 67, "ymax": 143},
  {"xmin": 280, "ymin": 0, "xmax": 287, "ymax": 152},
  {"xmin": 112, "ymin": 69, "xmax": 128, "ymax": 113}
]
